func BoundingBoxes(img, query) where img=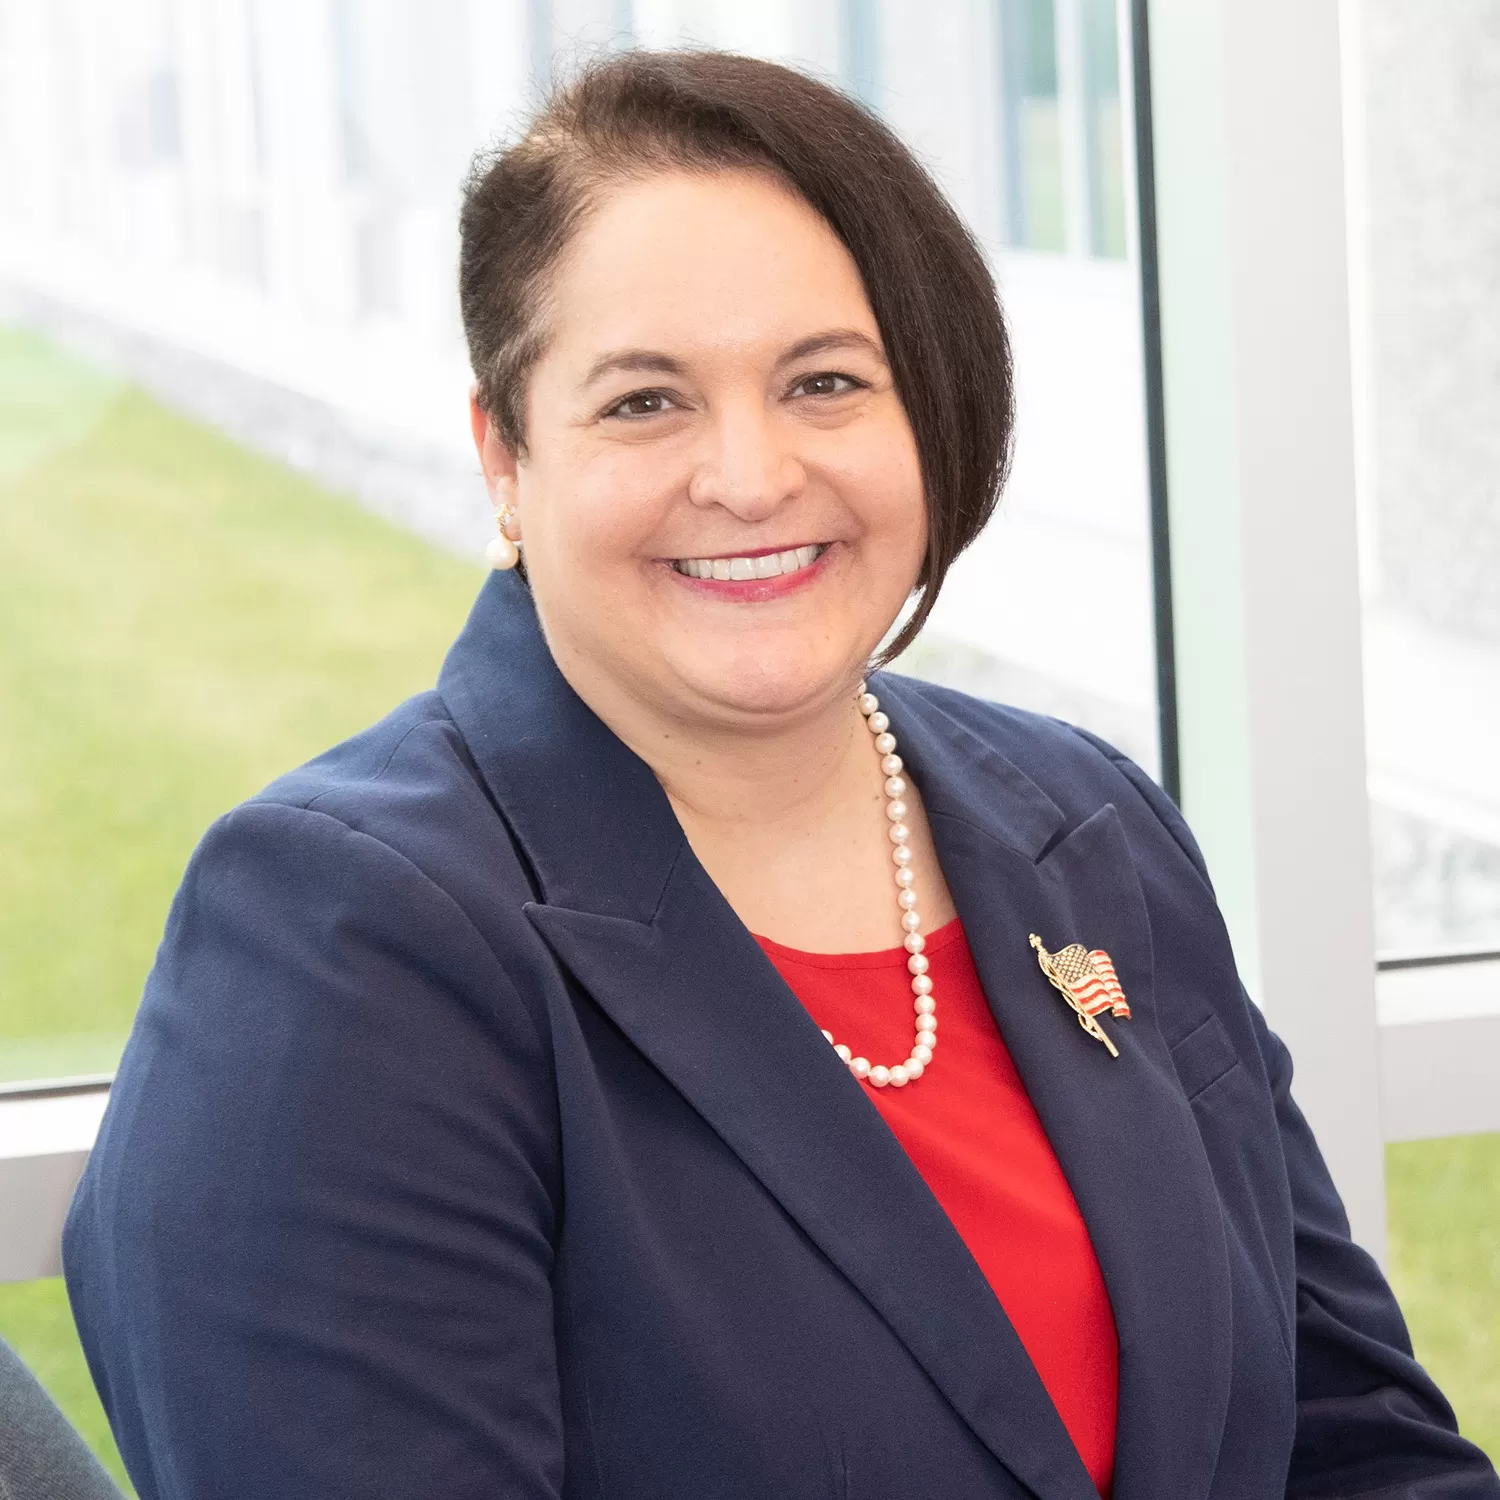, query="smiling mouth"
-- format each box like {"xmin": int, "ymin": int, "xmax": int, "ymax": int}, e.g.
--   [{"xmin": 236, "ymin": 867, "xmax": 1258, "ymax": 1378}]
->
[{"xmin": 671, "ymin": 544, "xmax": 828, "ymax": 581}]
